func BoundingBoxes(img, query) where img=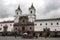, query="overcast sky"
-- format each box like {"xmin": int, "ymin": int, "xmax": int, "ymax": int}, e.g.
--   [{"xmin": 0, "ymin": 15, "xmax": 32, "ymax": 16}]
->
[{"xmin": 0, "ymin": 0, "xmax": 60, "ymax": 21}]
